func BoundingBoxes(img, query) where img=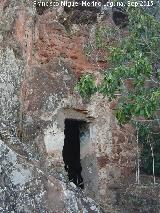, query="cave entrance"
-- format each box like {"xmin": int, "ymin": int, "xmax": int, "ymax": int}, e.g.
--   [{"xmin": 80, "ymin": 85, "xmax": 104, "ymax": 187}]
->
[{"xmin": 62, "ymin": 119, "xmax": 86, "ymax": 189}]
